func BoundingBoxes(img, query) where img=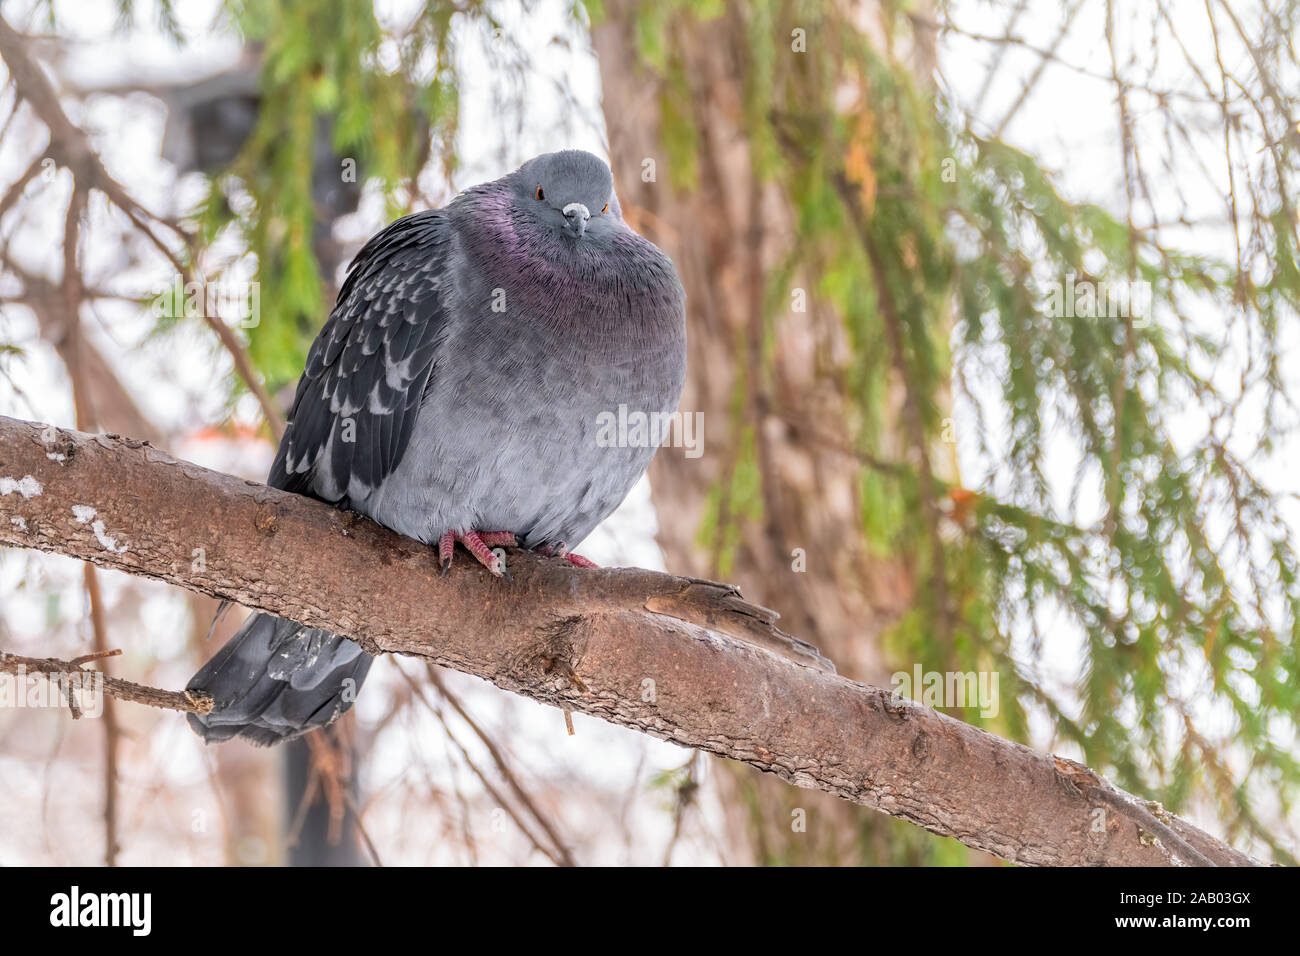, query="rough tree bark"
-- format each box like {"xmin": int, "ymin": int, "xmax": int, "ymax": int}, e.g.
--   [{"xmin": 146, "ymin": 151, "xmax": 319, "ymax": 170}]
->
[
  {"xmin": 0, "ymin": 415, "xmax": 1258, "ymax": 867},
  {"xmin": 593, "ymin": 0, "xmax": 946, "ymax": 863}
]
